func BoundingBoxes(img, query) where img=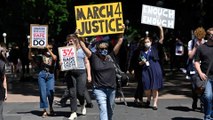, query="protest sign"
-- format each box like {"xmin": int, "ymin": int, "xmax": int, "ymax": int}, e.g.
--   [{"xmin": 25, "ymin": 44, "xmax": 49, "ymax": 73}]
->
[
  {"xmin": 141, "ymin": 4, "xmax": 175, "ymax": 29},
  {"xmin": 58, "ymin": 46, "xmax": 78, "ymax": 71},
  {"xmin": 75, "ymin": 2, "xmax": 124, "ymax": 37},
  {"xmin": 30, "ymin": 24, "xmax": 48, "ymax": 48}
]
